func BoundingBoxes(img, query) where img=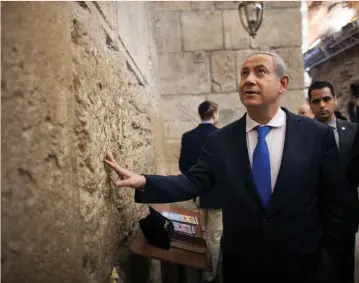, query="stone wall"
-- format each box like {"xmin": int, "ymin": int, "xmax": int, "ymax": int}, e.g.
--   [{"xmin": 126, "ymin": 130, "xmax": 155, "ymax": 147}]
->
[
  {"xmin": 1, "ymin": 2, "xmax": 164, "ymax": 283},
  {"xmin": 154, "ymin": 1, "xmax": 306, "ymax": 174},
  {"xmin": 308, "ymin": 46, "xmax": 359, "ymax": 118}
]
